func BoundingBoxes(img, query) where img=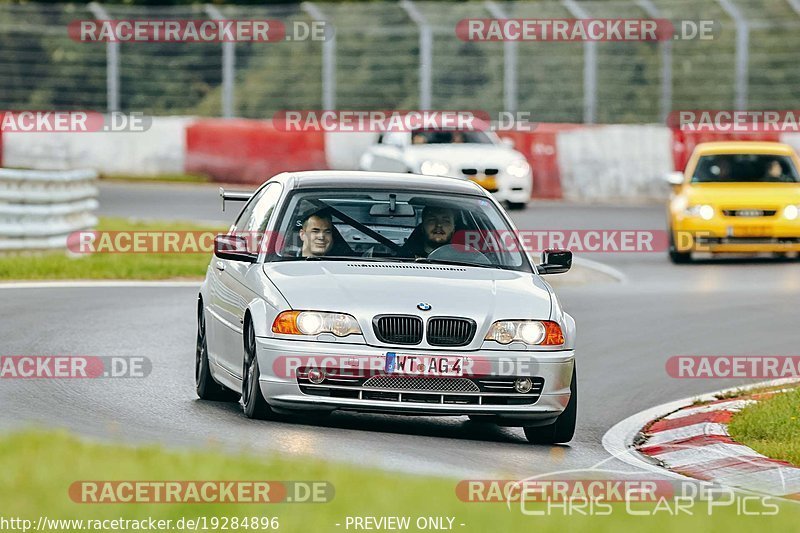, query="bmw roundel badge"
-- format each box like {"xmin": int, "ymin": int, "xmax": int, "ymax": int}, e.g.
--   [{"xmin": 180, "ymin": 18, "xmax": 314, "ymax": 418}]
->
[{"xmin": 417, "ymin": 303, "xmax": 432, "ymax": 311}]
